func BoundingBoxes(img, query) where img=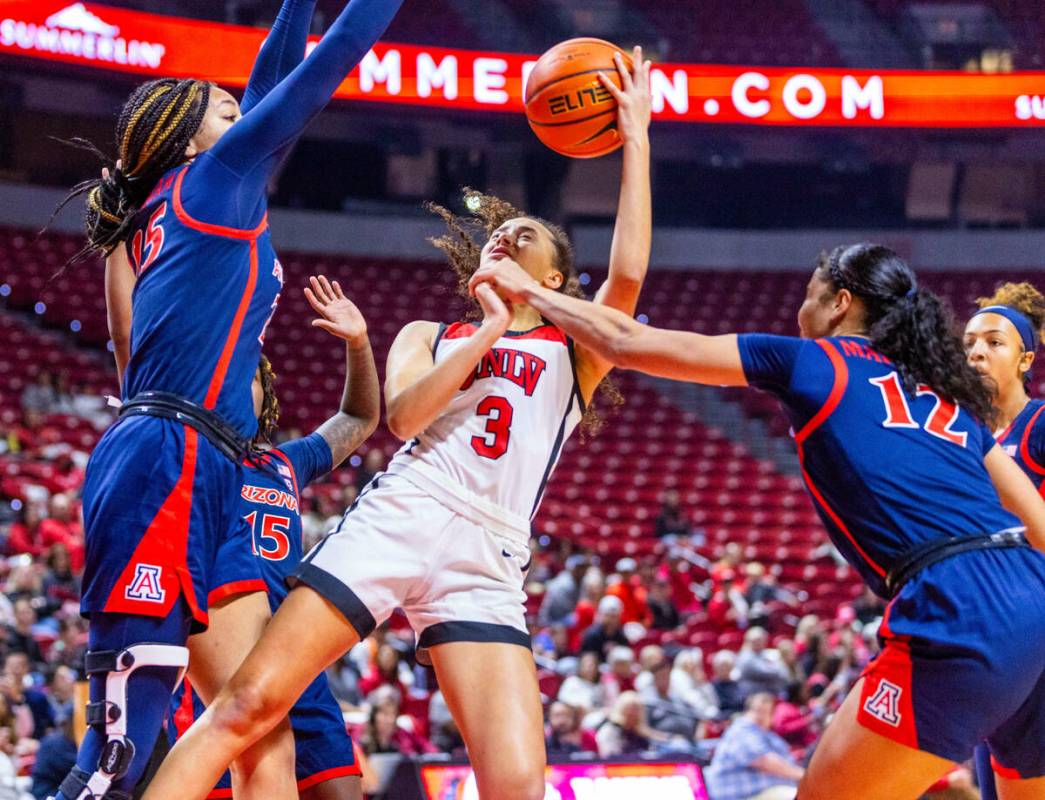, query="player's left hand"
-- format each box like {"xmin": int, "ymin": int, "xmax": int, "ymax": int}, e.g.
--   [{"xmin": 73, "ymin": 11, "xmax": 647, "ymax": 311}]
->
[
  {"xmin": 469, "ymin": 259, "xmax": 538, "ymax": 304},
  {"xmin": 305, "ymin": 275, "xmax": 368, "ymax": 347},
  {"xmin": 598, "ymin": 46, "xmax": 652, "ymax": 145}
]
